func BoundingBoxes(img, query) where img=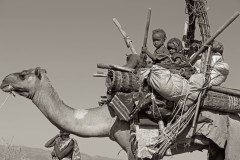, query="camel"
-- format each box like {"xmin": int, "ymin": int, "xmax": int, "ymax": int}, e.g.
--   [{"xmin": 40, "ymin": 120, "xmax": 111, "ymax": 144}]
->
[{"xmin": 1, "ymin": 67, "xmax": 240, "ymax": 160}]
